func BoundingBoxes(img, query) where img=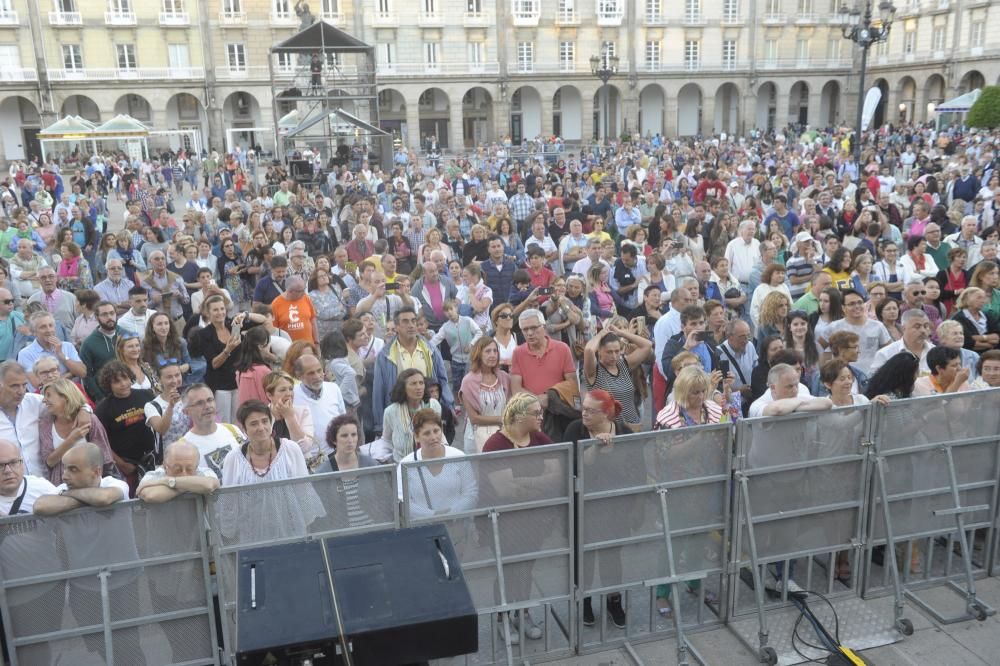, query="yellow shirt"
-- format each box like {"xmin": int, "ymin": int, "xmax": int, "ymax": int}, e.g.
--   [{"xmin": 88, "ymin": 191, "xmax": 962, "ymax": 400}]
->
[{"xmin": 397, "ymin": 345, "xmax": 430, "ymax": 374}]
